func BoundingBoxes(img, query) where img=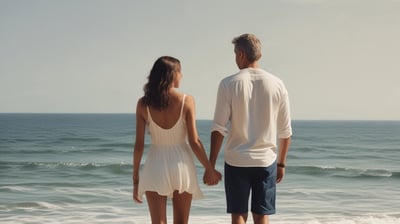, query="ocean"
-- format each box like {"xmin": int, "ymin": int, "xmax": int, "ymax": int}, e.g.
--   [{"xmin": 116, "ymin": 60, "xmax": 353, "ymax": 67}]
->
[{"xmin": 1, "ymin": 114, "xmax": 400, "ymax": 224}]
